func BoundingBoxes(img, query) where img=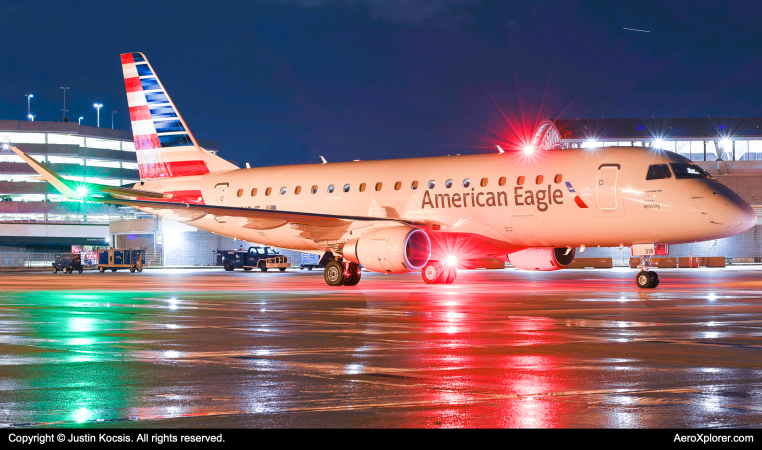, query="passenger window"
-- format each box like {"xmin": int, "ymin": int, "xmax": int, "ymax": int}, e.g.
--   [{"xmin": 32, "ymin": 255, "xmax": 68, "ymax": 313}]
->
[
  {"xmin": 359, "ymin": 183, "xmax": 366, "ymax": 192},
  {"xmin": 428, "ymin": 180, "xmax": 435, "ymax": 189},
  {"xmin": 251, "ymin": 188, "xmax": 257, "ymax": 197},
  {"xmin": 394, "ymin": 181, "xmax": 401, "ymax": 190},
  {"xmin": 280, "ymin": 187, "xmax": 287, "ymax": 195},
  {"xmin": 536, "ymin": 175, "xmax": 544, "ymax": 184},
  {"xmin": 344, "ymin": 184, "xmax": 351, "ymax": 192},
  {"xmin": 311, "ymin": 185, "xmax": 318, "ymax": 194},
  {"xmin": 375, "ymin": 182, "xmax": 383, "ymax": 191},
  {"xmin": 411, "ymin": 181, "xmax": 419, "ymax": 190},
  {"xmin": 445, "ymin": 179, "xmax": 453, "ymax": 188},
  {"xmin": 480, "ymin": 178, "xmax": 488, "ymax": 187},
  {"xmin": 517, "ymin": 176, "xmax": 525, "ymax": 185},
  {"xmin": 463, "ymin": 178, "xmax": 470, "ymax": 188},
  {"xmin": 647, "ymin": 164, "xmax": 673, "ymax": 180},
  {"xmin": 295, "ymin": 186, "xmax": 302, "ymax": 195},
  {"xmin": 265, "ymin": 187, "xmax": 272, "ymax": 196},
  {"xmin": 498, "ymin": 176, "xmax": 506, "ymax": 186},
  {"xmin": 237, "ymin": 189, "xmax": 243, "ymax": 197},
  {"xmin": 328, "ymin": 185, "xmax": 335, "ymax": 193},
  {"xmin": 554, "ymin": 174, "xmax": 563, "ymax": 183}
]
